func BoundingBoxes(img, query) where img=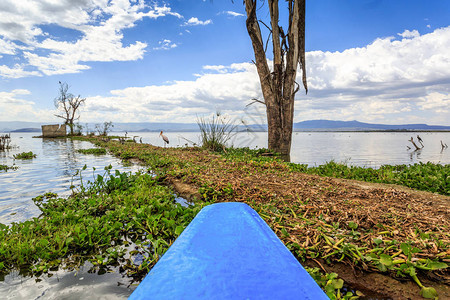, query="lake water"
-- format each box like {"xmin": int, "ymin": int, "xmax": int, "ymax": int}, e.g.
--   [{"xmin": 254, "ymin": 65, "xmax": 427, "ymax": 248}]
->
[
  {"xmin": 1, "ymin": 131, "xmax": 449, "ymax": 299},
  {"xmin": 0, "ymin": 133, "xmax": 141, "ymax": 224},
  {"xmin": 137, "ymin": 131, "xmax": 450, "ymax": 167}
]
